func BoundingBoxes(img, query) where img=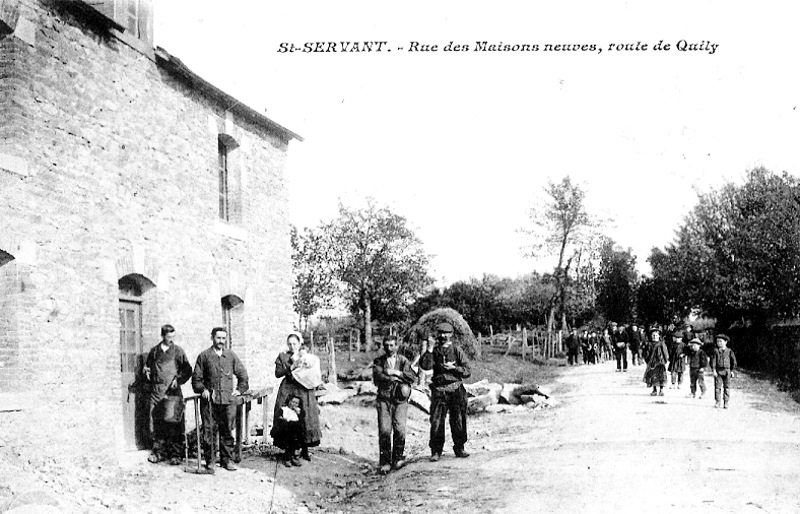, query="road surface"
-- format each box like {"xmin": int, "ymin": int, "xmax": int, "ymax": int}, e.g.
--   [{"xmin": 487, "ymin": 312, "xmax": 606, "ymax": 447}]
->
[{"xmin": 346, "ymin": 360, "xmax": 800, "ymax": 514}]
